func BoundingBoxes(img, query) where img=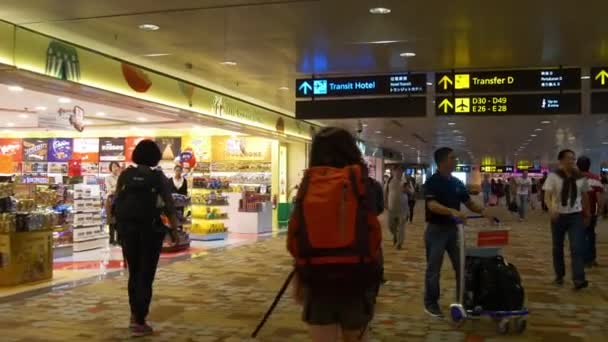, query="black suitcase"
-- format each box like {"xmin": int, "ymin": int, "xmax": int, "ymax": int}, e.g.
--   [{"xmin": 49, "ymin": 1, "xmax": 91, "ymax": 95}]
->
[{"xmin": 464, "ymin": 256, "xmax": 525, "ymax": 312}]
